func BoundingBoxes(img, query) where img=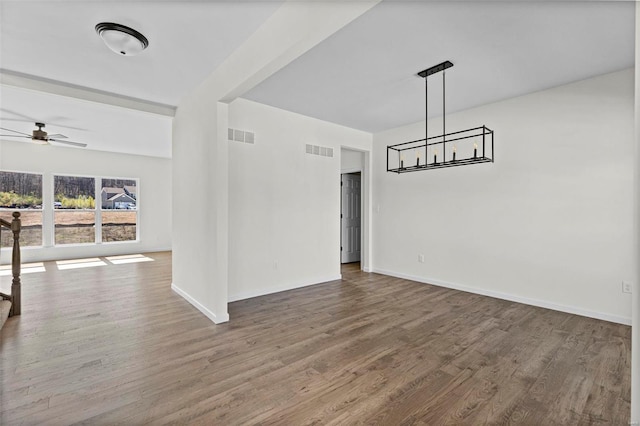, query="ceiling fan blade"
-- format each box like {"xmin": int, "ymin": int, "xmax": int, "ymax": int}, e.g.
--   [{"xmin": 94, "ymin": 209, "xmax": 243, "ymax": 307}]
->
[
  {"xmin": 47, "ymin": 133, "xmax": 68, "ymax": 139},
  {"xmin": 1, "ymin": 109, "xmax": 87, "ymax": 131},
  {"xmin": 0, "ymin": 134, "xmax": 30, "ymax": 138},
  {"xmin": 0, "ymin": 107, "xmax": 38, "ymax": 122},
  {"xmin": 0, "ymin": 119, "xmax": 87, "ymax": 131},
  {"xmin": 0, "ymin": 127, "xmax": 31, "ymax": 136},
  {"xmin": 49, "ymin": 138, "xmax": 87, "ymax": 148}
]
